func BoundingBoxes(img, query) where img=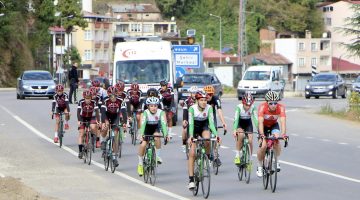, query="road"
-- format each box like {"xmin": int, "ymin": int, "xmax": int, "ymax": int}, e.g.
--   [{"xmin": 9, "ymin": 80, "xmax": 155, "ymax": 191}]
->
[{"xmin": 0, "ymin": 91, "xmax": 359, "ymax": 200}]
